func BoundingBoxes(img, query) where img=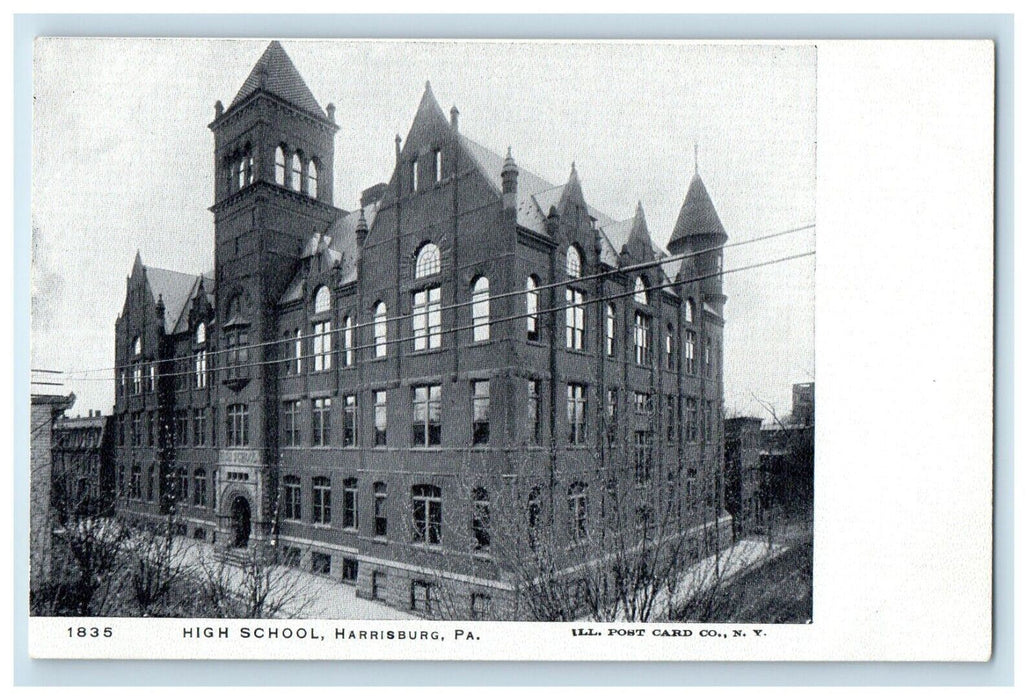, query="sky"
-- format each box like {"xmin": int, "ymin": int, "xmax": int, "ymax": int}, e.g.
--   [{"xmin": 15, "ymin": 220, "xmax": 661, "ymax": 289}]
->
[{"xmin": 31, "ymin": 38, "xmax": 815, "ymax": 419}]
